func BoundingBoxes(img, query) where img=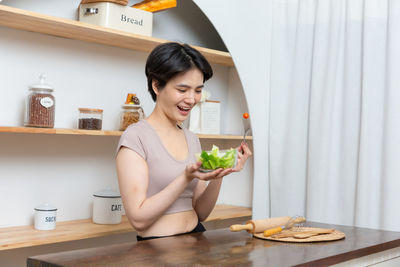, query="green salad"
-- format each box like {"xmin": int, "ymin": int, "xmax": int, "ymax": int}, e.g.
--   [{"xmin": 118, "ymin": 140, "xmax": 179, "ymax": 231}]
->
[{"xmin": 196, "ymin": 145, "xmax": 237, "ymax": 170}]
